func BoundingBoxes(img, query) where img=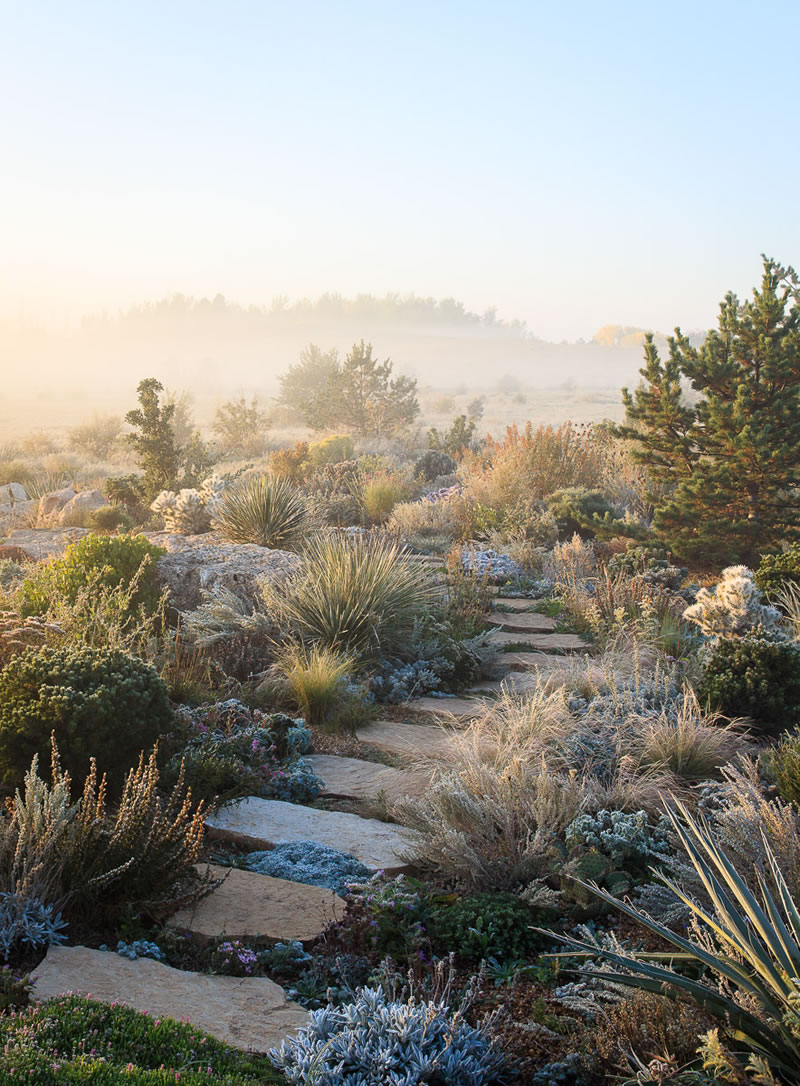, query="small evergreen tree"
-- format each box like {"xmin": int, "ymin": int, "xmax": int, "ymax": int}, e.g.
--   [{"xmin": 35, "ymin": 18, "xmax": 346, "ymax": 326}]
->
[
  {"xmin": 212, "ymin": 395, "xmax": 270, "ymax": 455},
  {"xmin": 277, "ymin": 344, "xmax": 339, "ymax": 423},
  {"xmin": 301, "ymin": 341, "xmax": 419, "ymax": 436},
  {"xmin": 613, "ymin": 257, "xmax": 800, "ymax": 565},
  {"xmin": 125, "ymin": 378, "xmax": 182, "ymax": 498}
]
